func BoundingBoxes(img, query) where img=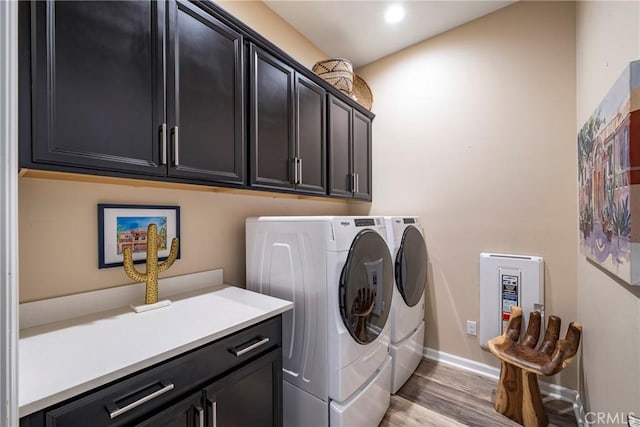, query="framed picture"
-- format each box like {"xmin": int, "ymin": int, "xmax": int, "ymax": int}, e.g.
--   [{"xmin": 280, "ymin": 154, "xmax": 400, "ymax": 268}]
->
[{"xmin": 98, "ymin": 204, "xmax": 181, "ymax": 269}]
